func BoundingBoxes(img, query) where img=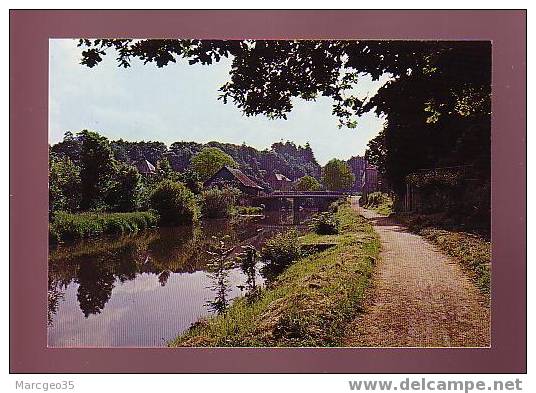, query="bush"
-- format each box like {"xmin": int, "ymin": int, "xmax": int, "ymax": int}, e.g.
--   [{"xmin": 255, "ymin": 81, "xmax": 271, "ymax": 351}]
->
[
  {"xmin": 261, "ymin": 230, "xmax": 302, "ymax": 273},
  {"xmin": 236, "ymin": 206, "xmax": 264, "ymax": 215},
  {"xmin": 150, "ymin": 180, "xmax": 200, "ymax": 225},
  {"xmin": 106, "ymin": 163, "xmax": 142, "ymax": 212},
  {"xmin": 362, "ymin": 192, "xmax": 393, "ymax": 215},
  {"xmin": 50, "ymin": 211, "xmax": 159, "ymax": 243},
  {"xmin": 200, "ymin": 187, "xmax": 241, "ymax": 219},
  {"xmin": 311, "ymin": 212, "xmax": 339, "ymax": 235}
]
